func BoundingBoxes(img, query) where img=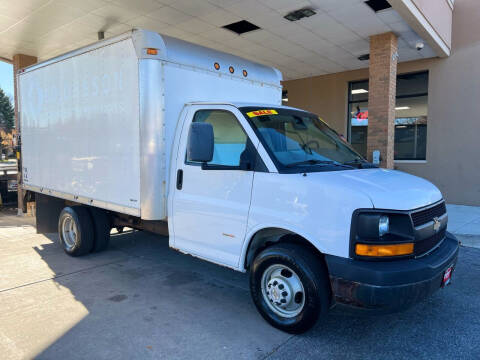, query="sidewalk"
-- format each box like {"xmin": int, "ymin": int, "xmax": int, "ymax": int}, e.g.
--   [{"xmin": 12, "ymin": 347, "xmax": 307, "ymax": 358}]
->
[{"xmin": 447, "ymin": 204, "xmax": 480, "ymax": 249}]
